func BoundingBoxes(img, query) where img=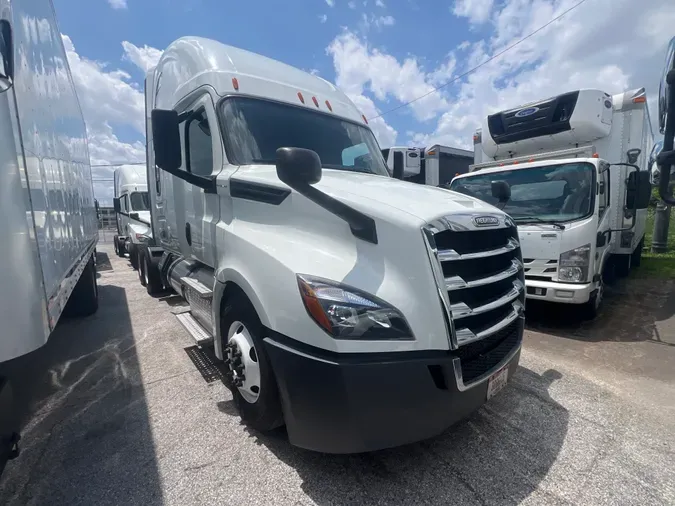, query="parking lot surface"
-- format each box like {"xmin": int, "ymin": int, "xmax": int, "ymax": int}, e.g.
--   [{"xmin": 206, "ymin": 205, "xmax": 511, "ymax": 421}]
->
[{"xmin": 1, "ymin": 244, "xmax": 674, "ymax": 505}]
